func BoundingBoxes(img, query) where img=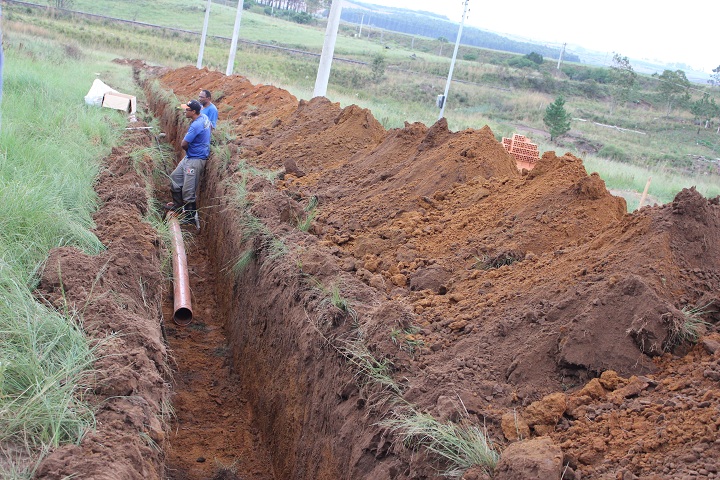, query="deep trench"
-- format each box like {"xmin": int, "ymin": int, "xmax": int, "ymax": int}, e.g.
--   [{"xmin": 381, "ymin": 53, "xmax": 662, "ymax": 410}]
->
[
  {"xmin": 162, "ymin": 228, "xmax": 276, "ymax": 480},
  {"xmin": 155, "ymin": 108, "xmax": 369, "ymax": 479}
]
